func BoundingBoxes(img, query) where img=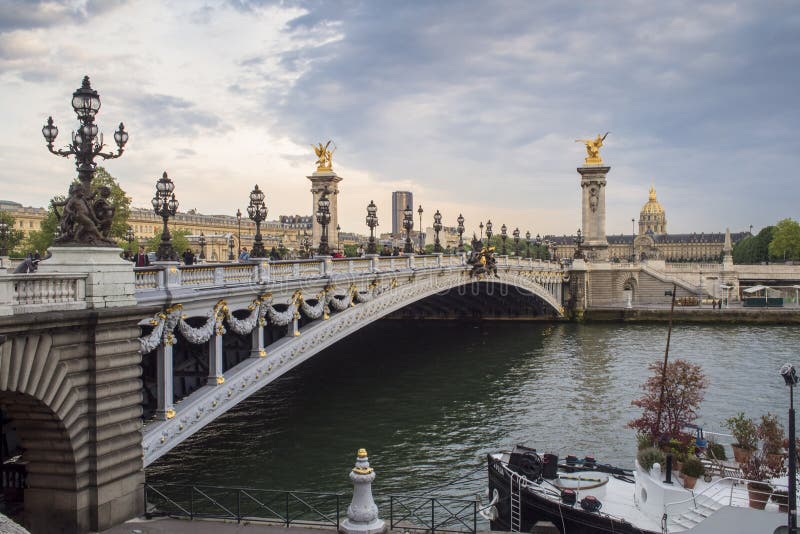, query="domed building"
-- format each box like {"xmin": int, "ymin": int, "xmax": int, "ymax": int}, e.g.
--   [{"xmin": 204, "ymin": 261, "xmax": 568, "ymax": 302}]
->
[{"xmin": 639, "ymin": 185, "xmax": 666, "ymax": 235}]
